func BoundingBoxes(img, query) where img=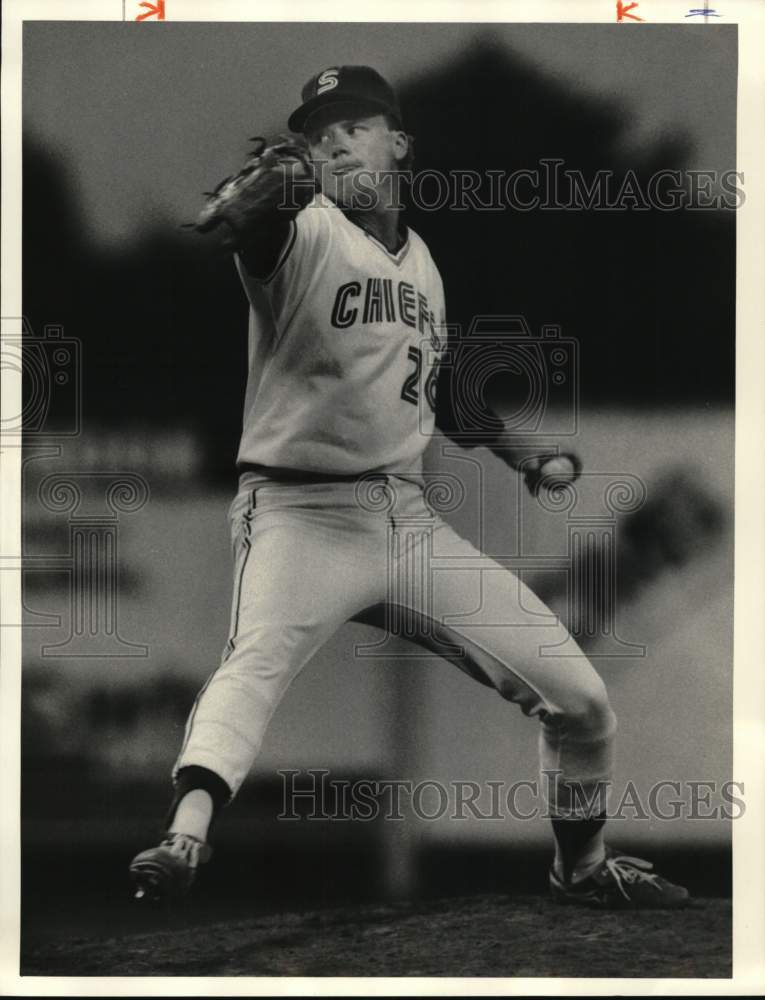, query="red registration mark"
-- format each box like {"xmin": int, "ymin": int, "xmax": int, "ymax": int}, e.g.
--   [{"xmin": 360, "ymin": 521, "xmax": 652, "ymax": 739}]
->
[
  {"xmin": 135, "ymin": 0, "xmax": 165, "ymax": 20},
  {"xmin": 616, "ymin": 1, "xmax": 644, "ymax": 20}
]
